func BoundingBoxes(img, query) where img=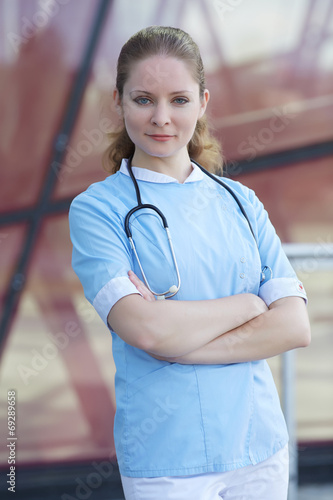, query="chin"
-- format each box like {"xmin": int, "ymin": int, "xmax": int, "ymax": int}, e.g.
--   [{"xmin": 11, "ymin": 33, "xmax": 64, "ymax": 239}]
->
[
  {"xmin": 140, "ymin": 148, "xmax": 174, "ymax": 159},
  {"xmin": 142, "ymin": 145, "xmax": 185, "ymax": 160}
]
